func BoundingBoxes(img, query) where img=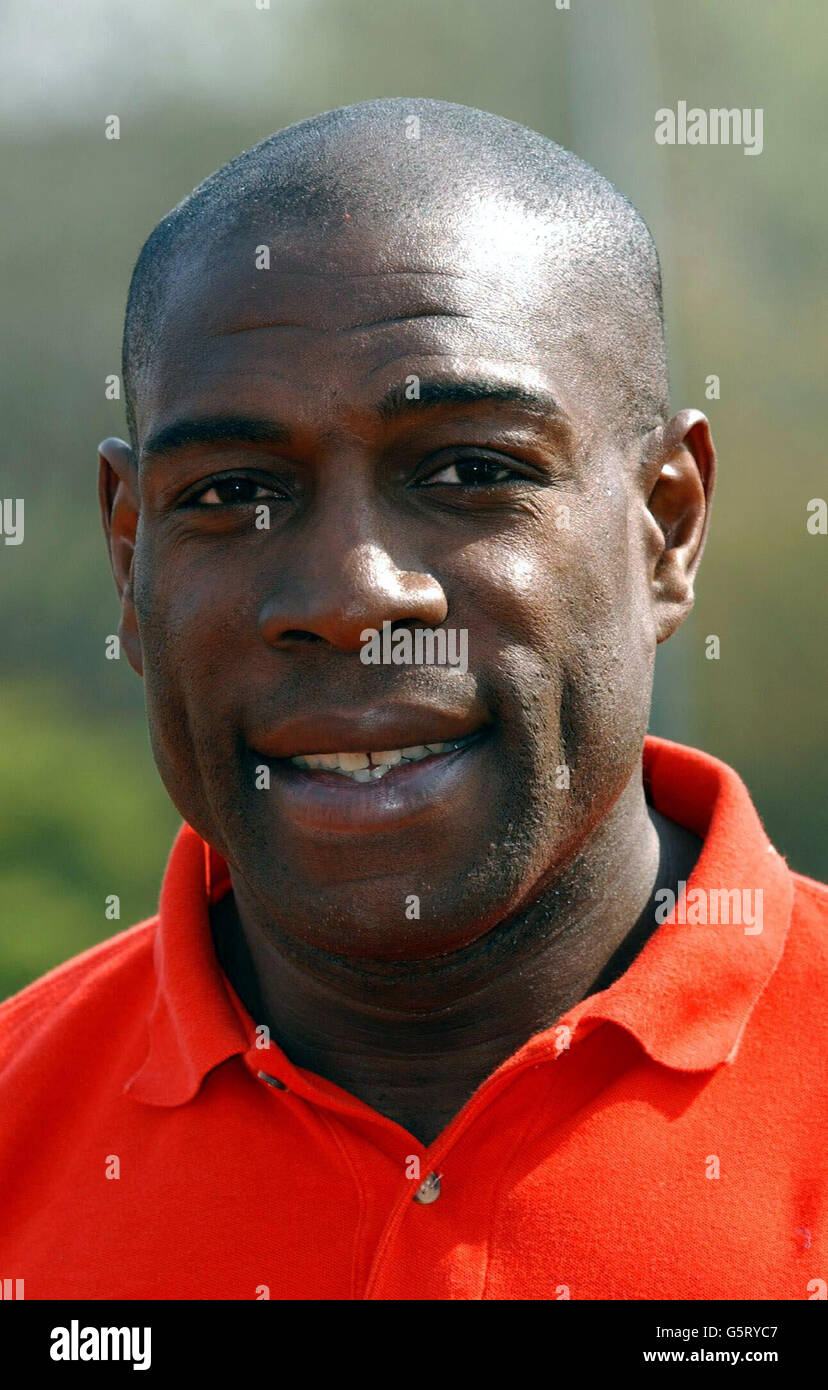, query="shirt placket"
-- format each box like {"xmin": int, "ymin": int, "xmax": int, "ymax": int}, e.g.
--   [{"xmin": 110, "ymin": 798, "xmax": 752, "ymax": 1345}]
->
[{"xmin": 242, "ymin": 1019, "xmax": 603, "ymax": 1299}]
